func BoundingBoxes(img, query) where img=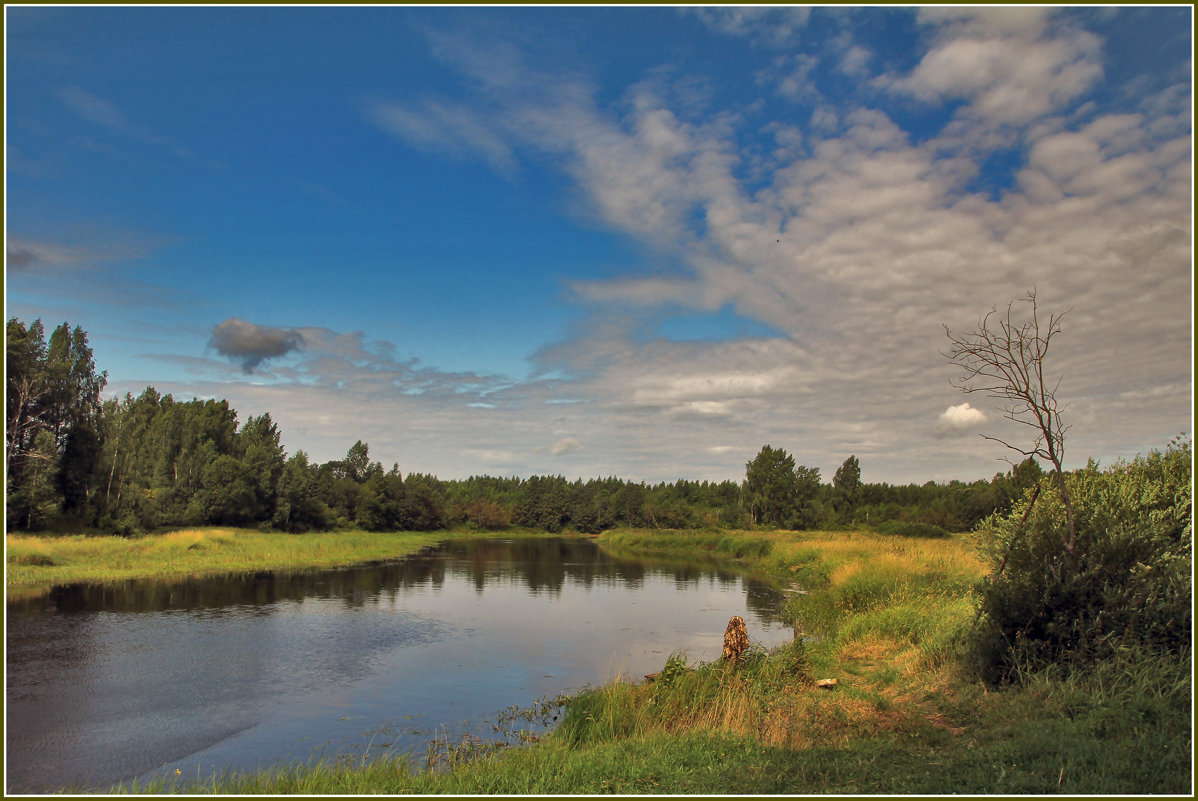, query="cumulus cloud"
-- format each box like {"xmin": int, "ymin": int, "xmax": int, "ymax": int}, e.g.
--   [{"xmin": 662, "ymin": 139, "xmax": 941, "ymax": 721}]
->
[
  {"xmin": 937, "ymin": 403, "xmax": 988, "ymax": 436},
  {"xmin": 209, "ymin": 318, "xmax": 305, "ymax": 373}
]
